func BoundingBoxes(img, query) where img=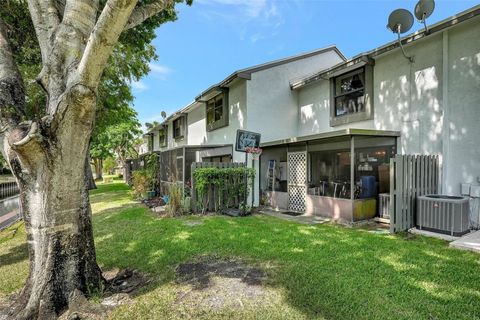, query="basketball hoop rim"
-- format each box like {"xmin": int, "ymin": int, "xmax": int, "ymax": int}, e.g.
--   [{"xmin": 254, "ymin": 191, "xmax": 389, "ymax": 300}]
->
[{"xmin": 245, "ymin": 147, "xmax": 262, "ymax": 160}]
